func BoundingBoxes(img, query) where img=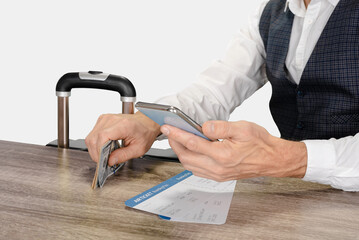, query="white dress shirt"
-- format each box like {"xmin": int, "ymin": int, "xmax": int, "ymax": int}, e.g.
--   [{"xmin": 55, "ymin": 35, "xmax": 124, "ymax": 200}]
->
[{"xmin": 156, "ymin": 0, "xmax": 359, "ymax": 191}]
